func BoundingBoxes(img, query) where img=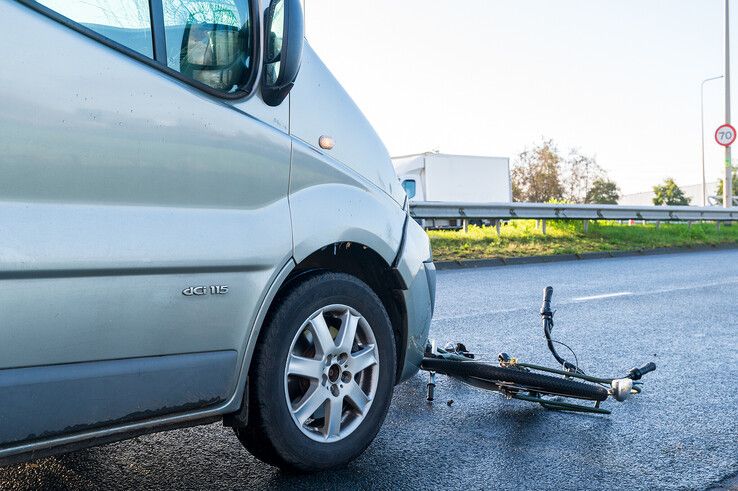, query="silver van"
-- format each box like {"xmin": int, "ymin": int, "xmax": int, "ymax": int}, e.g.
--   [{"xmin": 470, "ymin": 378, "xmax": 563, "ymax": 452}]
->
[{"xmin": 0, "ymin": 0, "xmax": 435, "ymax": 471}]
